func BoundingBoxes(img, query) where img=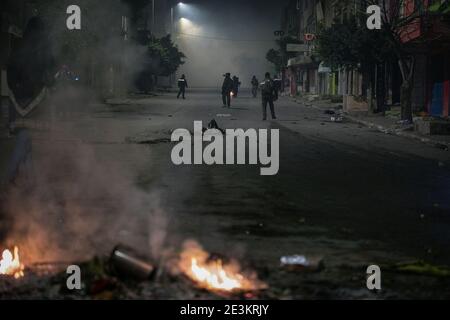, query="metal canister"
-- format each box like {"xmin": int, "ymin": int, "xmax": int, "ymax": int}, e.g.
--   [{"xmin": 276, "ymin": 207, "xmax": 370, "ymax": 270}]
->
[{"xmin": 110, "ymin": 246, "xmax": 156, "ymax": 281}]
